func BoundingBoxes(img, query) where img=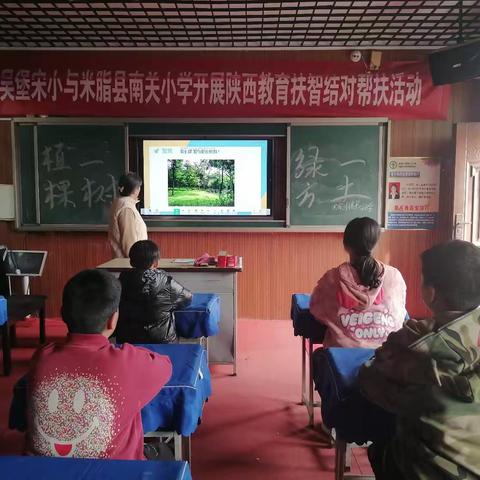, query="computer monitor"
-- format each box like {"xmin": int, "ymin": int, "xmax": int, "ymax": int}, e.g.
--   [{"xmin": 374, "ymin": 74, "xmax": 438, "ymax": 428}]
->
[
  {"xmin": 3, "ymin": 250, "xmax": 47, "ymax": 277},
  {"xmin": 142, "ymin": 139, "xmax": 271, "ymax": 217}
]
